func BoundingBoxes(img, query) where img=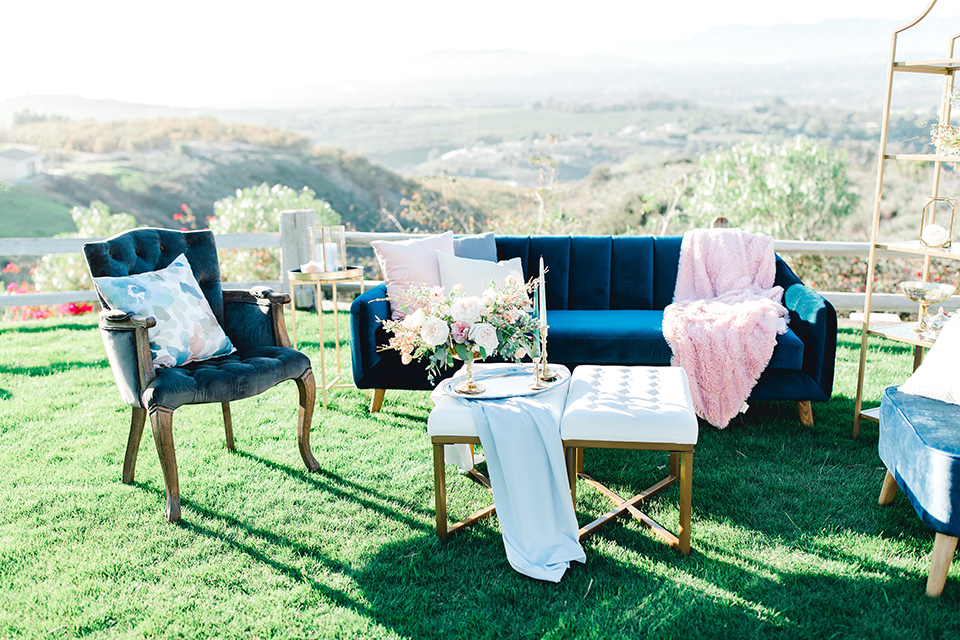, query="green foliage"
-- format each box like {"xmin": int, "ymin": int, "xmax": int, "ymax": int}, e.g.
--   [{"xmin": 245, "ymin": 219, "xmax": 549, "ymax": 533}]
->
[
  {"xmin": 208, "ymin": 183, "xmax": 340, "ymax": 282},
  {"xmin": 688, "ymin": 135, "xmax": 859, "ymax": 240},
  {"xmin": 31, "ymin": 202, "xmax": 138, "ymax": 293},
  {"xmin": 3, "ymin": 117, "xmax": 307, "ymax": 153}
]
